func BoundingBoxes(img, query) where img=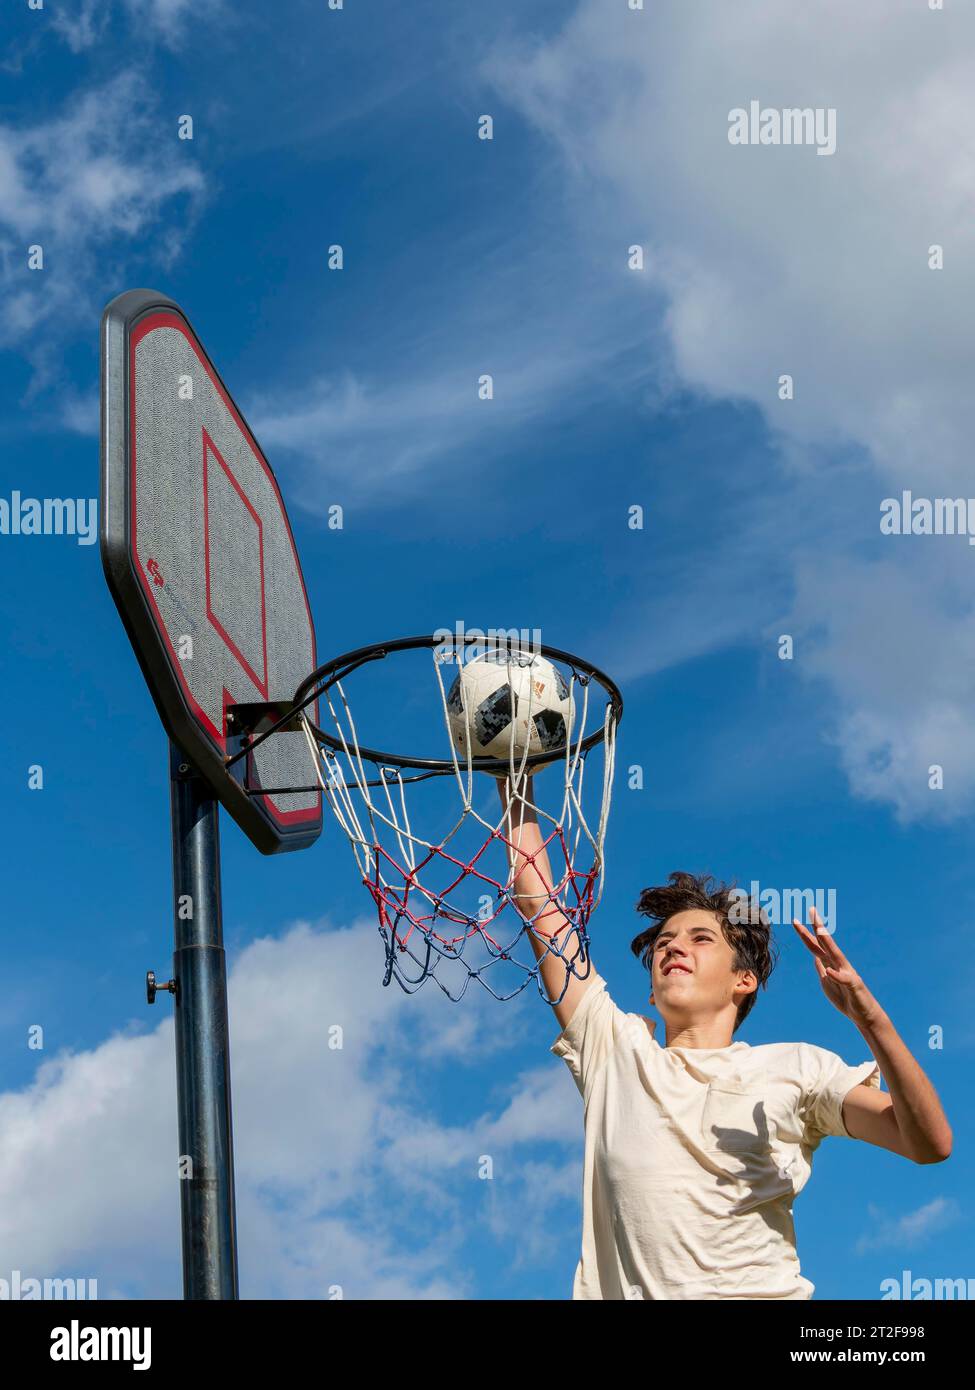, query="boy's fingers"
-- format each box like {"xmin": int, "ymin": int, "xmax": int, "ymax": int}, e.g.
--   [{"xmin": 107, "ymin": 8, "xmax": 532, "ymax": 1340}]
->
[{"xmin": 792, "ymin": 919, "xmax": 827, "ymax": 957}]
